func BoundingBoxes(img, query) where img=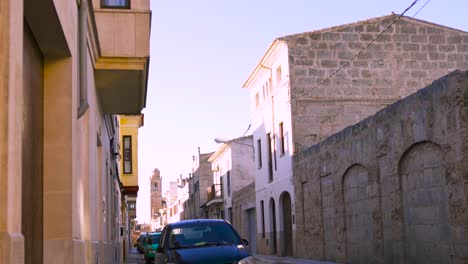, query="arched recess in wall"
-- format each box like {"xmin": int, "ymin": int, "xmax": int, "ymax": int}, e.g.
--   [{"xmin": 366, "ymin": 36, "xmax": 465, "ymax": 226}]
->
[
  {"xmin": 269, "ymin": 197, "xmax": 277, "ymax": 254},
  {"xmin": 342, "ymin": 163, "xmax": 381, "ymax": 263},
  {"xmin": 398, "ymin": 141, "xmax": 451, "ymax": 263},
  {"xmin": 279, "ymin": 191, "xmax": 293, "ymax": 256}
]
